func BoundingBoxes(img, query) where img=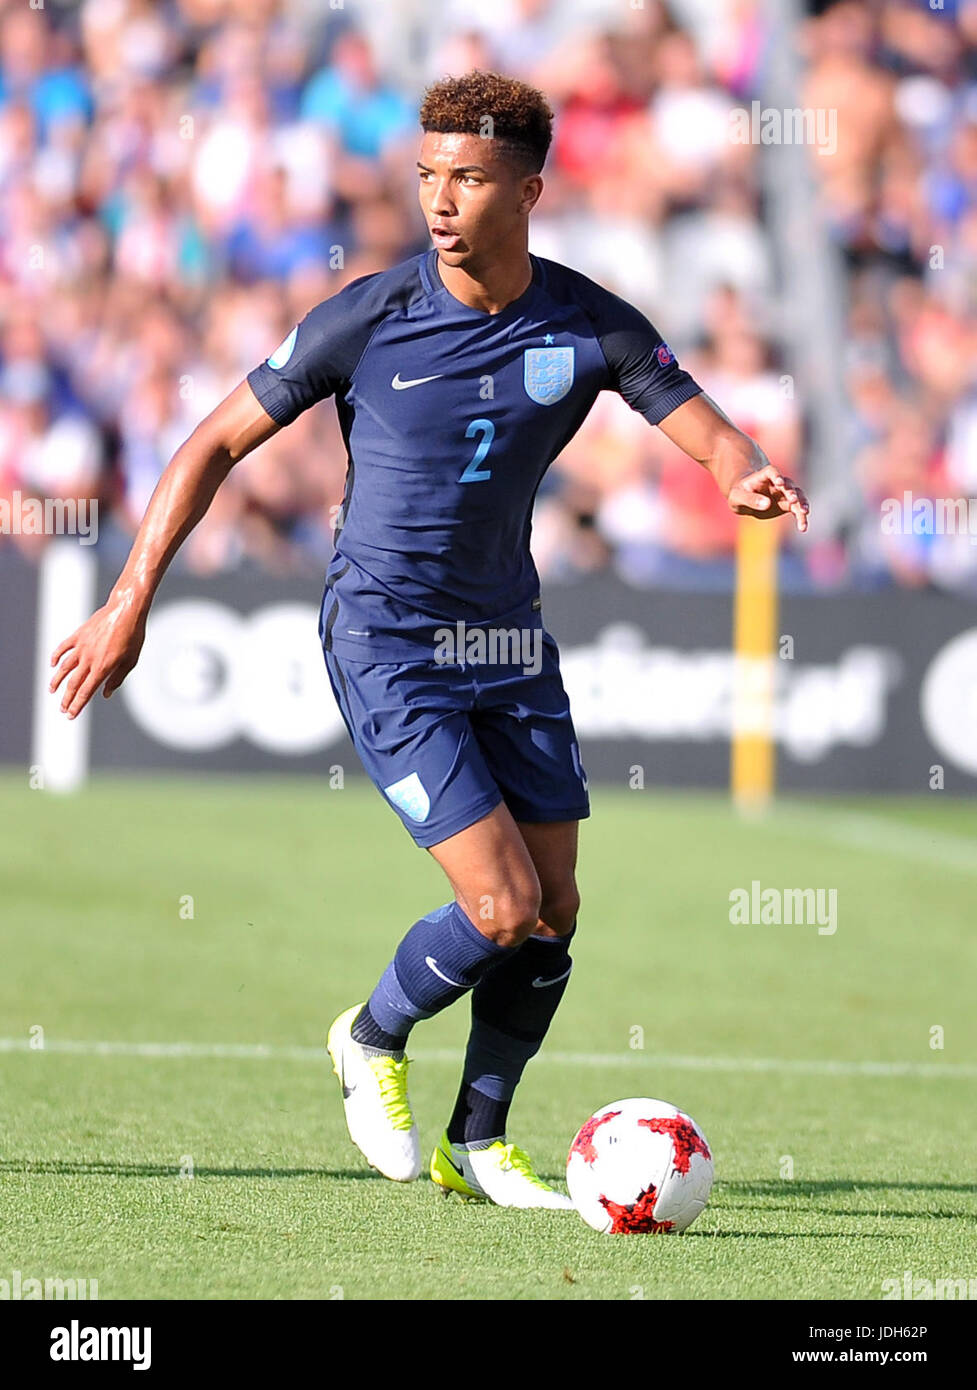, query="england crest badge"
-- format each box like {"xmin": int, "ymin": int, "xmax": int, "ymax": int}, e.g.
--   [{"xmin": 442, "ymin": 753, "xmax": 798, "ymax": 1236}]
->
[
  {"xmin": 383, "ymin": 771, "xmax": 430, "ymax": 823},
  {"xmin": 524, "ymin": 346, "xmax": 574, "ymax": 405}
]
